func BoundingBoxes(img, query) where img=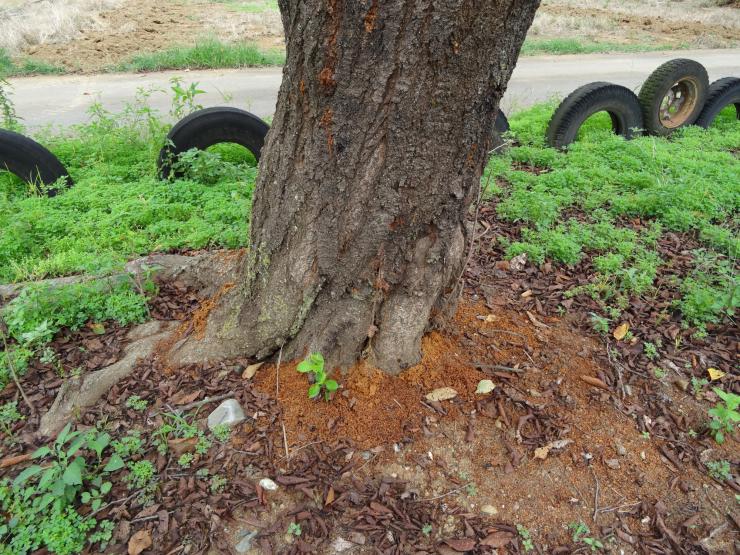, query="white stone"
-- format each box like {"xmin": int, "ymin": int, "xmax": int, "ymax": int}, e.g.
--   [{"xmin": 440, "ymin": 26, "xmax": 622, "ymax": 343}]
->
[
  {"xmin": 330, "ymin": 537, "xmax": 354, "ymax": 552},
  {"xmin": 258, "ymin": 478, "xmax": 278, "ymax": 491},
  {"xmin": 207, "ymin": 399, "xmax": 246, "ymax": 430},
  {"xmin": 481, "ymin": 504, "xmax": 498, "ymax": 515}
]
